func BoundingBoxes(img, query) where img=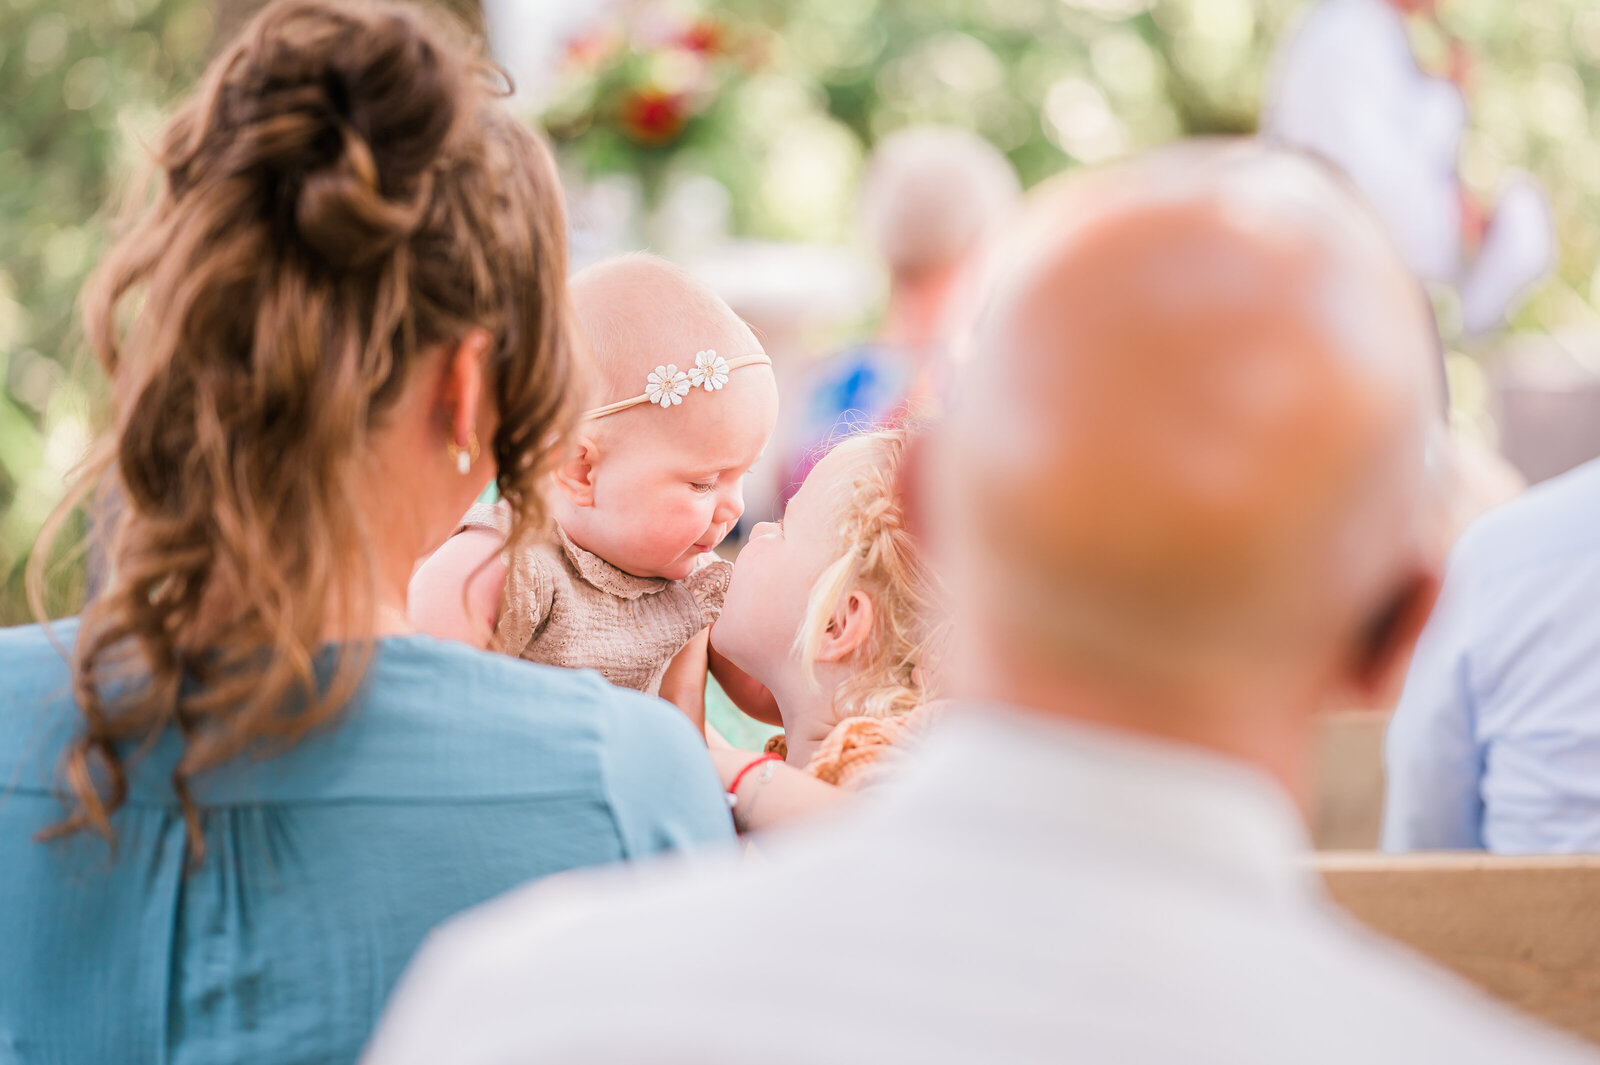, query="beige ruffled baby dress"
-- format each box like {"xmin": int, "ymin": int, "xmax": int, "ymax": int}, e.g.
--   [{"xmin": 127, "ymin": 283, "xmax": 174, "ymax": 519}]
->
[{"xmin": 460, "ymin": 503, "xmax": 730, "ymax": 697}]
